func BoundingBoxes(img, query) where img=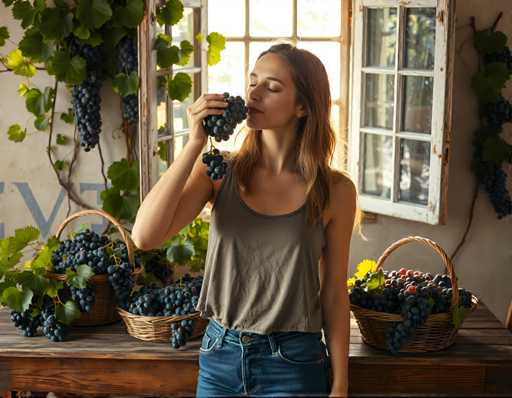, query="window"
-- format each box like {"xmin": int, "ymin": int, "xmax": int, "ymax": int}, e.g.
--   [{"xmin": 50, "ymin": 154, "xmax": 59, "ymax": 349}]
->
[
  {"xmin": 138, "ymin": 0, "xmax": 208, "ymax": 198},
  {"xmin": 206, "ymin": 0, "xmax": 351, "ymax": 171},
  {"xmin": 349, "ymin": 0, "xmax": 454, "ymax": 224}
]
